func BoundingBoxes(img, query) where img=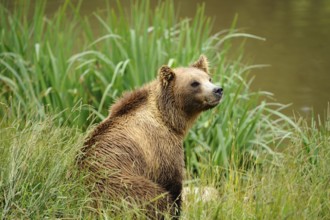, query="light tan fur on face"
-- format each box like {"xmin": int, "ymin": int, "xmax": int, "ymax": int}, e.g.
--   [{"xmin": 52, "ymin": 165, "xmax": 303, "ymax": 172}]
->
[
  {"xmin": 174, "ymin": 67, "xmax": 217, "ymax": 97},
  {"xmin": 173, "ymin": 67, "xmax": 221, "ymax": 117}
]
